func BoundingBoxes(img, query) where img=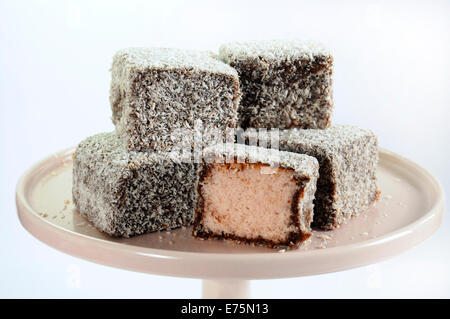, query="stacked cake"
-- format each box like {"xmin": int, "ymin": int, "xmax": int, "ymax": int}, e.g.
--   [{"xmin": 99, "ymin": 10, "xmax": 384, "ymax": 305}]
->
[
  {"xmin": 73, "ymin": 48, "xmax": 241, "ymax": 237},
  {"xmin": 73, "ymin": 40, "xmax": 379, "ymax": 249}
]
